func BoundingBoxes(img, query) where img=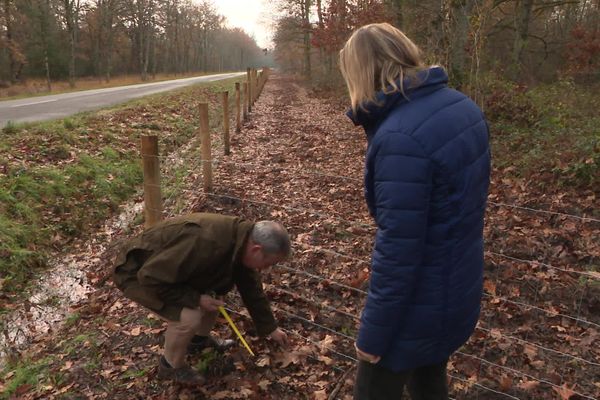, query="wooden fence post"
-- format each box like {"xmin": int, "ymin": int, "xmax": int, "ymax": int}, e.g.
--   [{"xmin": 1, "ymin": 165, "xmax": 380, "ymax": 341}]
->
[
  {"xmin": 199, "ymin": 103, "xmax": 212, "ymax": 192},
  {"xmin": 256, "ymin": 70, "xmax": 260, "ymax": 98},
  {"xmin": 141, "ymin": 135, "xmax": 162, "ymax": 228},
  {"xmin": 243, "ymin": 81, "xmax": 249, "ymax": 119},
  {"xmin": 247, "ymin": 68, "xmax": 252, "ymax": 113},
  {"xmin": 222, "ymin": 91, "xmax": 230, "ymax": 155},
  {"xmin": 235, "ymin": 82, "xmax": 241, "ymax": 133},
  {"xmin": 252, "ymin": 69, "xmax": 258, "ymax": 104}
]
